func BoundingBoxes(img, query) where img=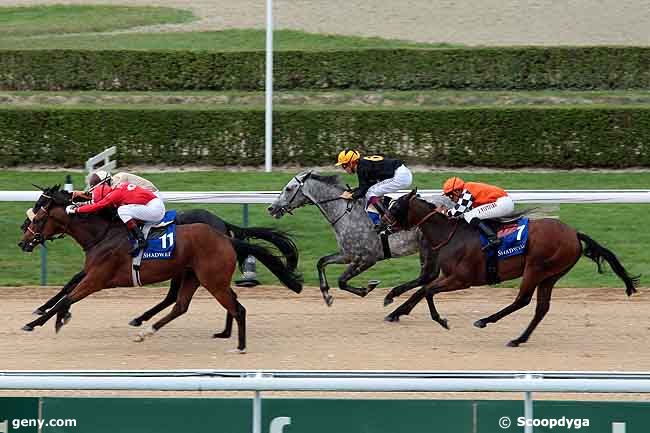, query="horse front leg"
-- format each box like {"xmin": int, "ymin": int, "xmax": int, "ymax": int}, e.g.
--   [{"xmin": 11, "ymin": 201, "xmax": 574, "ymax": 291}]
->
[
  {"xmin": 316, "ymin": 252, "xmax": 348, "ymax": 307},
  {"xmin": 22, "ymin": 275, "xmax": 104, "ymax": 333},
  {"xmin": 33, "ymin": 270, "xmax": 85, "ymax": 316},
  {"xmin": 337, "ymin": 257, "xmax": 378, "ymax": 297},
  {"xmin": 384, "ymin": 238, "xmax": 440, "ymax": 306},
  {"xmin": 385, "ymin": 275, "xmax": 464, "ymax": 329}
]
